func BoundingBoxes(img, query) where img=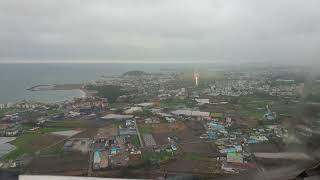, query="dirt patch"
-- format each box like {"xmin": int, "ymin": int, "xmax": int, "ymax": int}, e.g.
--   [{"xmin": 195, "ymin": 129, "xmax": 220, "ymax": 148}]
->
[
  {"xmin": 152, "ymin": 121, "xmax": 203, "ymax": 145},
  {"xmin": 96, "ymin": 125, "xmax": 117, "ymax": 139},
  {"xmin": 161, "ymin": 159, "xmax": 218, "ymax": 174},
  {"xmin": 29, "ymin": 134, "xmax": 64, "ymax": 150},
  {"xmin": 139, "ymin": 121, "xmax": 186, "ymax": 134},
  {"xmin": 26, "ymin": 152, "xmax": 88, "ymax": 175},
  {"xmin": 73, "ymin": 128, "xmax": 98, "ymax": 138},
  {"xmin": 184, "ymin": 121, "xmax": 204, "ymax": 131},
  {"xmin": 51, "ymin": 130, "xmax": 82, "ymax": 137},
  {"xmin": 181, "ymin": 143, "xmax": 219, "ymax": 156}
]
